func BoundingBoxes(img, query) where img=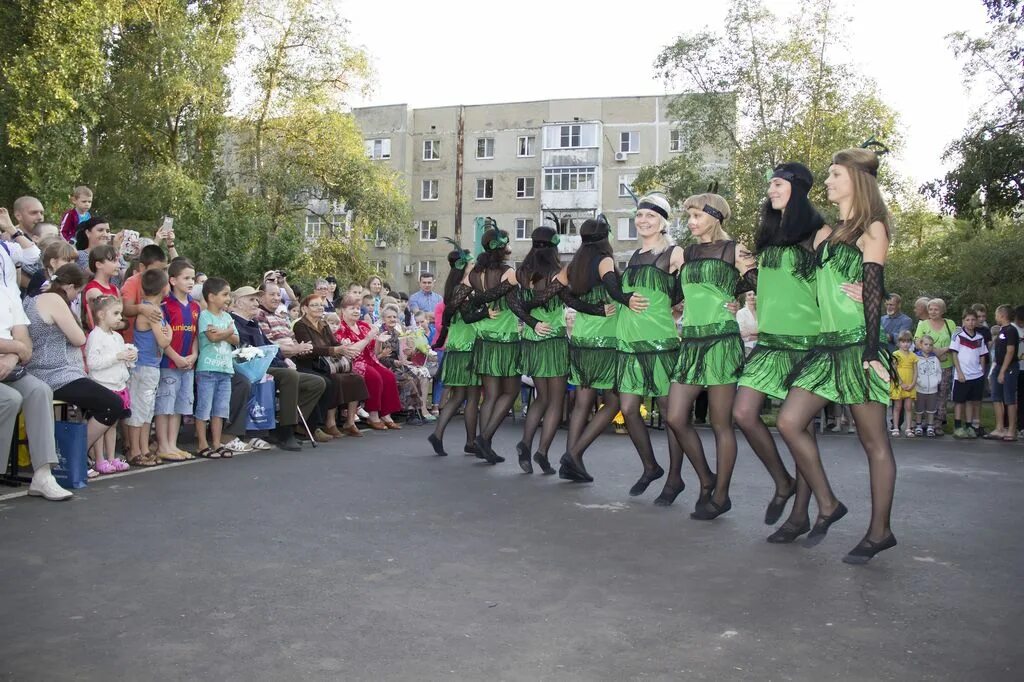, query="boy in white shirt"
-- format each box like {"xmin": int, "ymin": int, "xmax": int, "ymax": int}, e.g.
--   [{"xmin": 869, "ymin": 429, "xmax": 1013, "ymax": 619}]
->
[{"xmin": 950, "ymin": 309, "xmax": 988, "ymax": 438}]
